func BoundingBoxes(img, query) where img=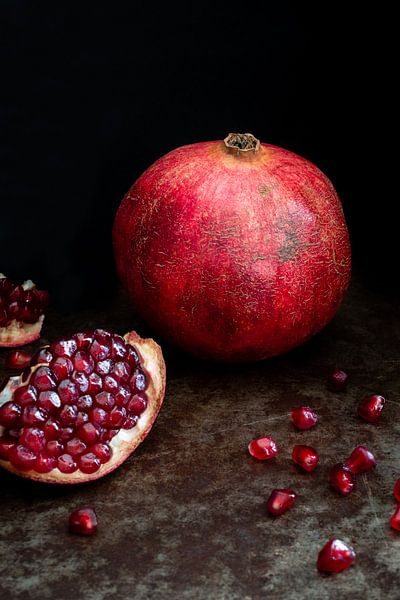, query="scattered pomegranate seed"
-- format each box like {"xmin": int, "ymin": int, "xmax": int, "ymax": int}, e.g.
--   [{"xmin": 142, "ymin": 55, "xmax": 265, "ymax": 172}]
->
[
  {"xmin": 390, "ymin": 505, "xmax": 400, "ymax": 531},
  {"xmin": 266, "ymin": 489, "xmax": 296, "ymax": 516},
  {"xmin": 328, "ymin": 368, "xmax": 348, "ymax": 392},
  {"xmin": 292, "ymin": 445, "xmax": 319, "ymax": 472},
  {"xmin": 290, "ymin": 406, "xmax": 318, "ymax": 430},
  {"xmin": 394, "ymin": 479, "xmax": 400, "ymax": 503},
  {"xmin": 343, "ymin": 446, "xmax": 376, "ymax": 475},
  {"xmin": 357, "ymin": 394, "xmax": 386, "ymax": 423},
  {"xmin": 330, "ymin": 464, "xmax": 355, "ymax": 496},
  {"xmin": 317, "ymin": 538, "xmax": 356, "ymax": 573},
  {"xmin": 6, "ymin": 351, "xmax": 32, "ymax": 369},
  {"xmin": 248, "ymin": 436, "xmax": 278, "ymax": 460},
  {"xmin": 68, "ymin": 507, "xmax": 98, "ymax": 535}
]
